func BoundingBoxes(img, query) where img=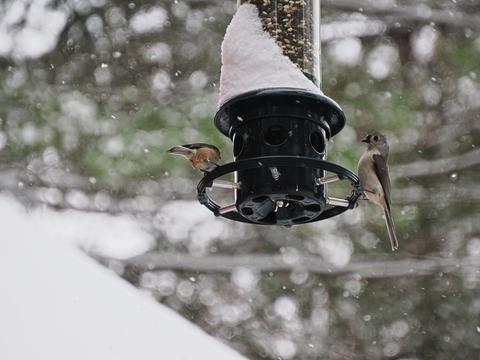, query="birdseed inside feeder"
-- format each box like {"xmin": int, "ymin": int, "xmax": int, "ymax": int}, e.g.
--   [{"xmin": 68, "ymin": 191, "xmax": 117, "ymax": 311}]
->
[{"xmin": 239, "ymin": 0, "xmax": 320, "ymax": 85}]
